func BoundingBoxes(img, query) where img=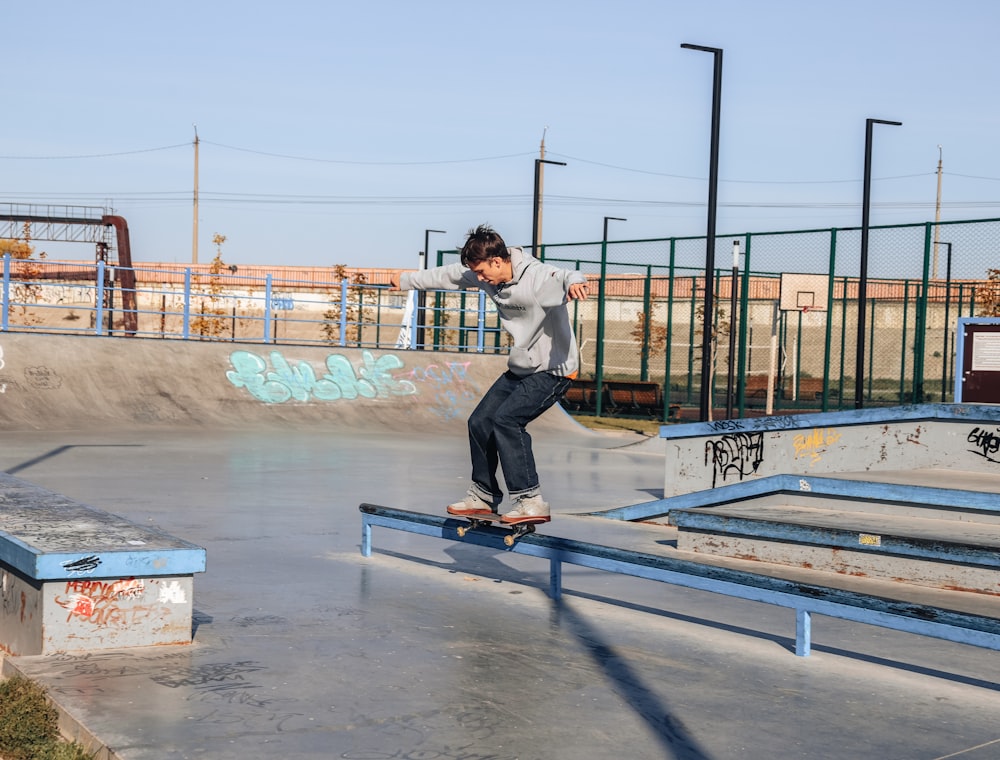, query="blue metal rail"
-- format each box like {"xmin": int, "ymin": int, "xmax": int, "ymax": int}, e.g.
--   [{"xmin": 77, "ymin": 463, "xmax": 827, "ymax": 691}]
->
[{"xmin": 359, "ymin": 503, "xmax": 1000, "ymax": 657}]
